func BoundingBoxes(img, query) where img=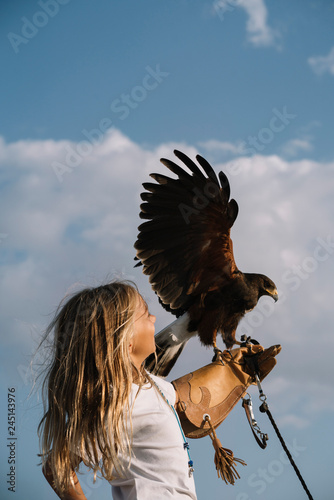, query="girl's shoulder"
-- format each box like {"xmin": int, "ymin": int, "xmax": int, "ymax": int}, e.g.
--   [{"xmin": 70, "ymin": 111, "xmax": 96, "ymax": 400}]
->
[{"xmin": 146, "ymin": 372, "xmax": 176, "ymax": 403}]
